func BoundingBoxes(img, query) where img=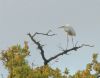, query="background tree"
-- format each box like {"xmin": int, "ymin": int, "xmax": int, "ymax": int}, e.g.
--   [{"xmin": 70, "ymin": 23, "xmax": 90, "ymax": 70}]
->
[
  {"xmin": 0, "ymin": 42, "xmax": 64, "ymax": 78},
  {"xmin": 1, "ymin": 44, "xmax": 100, "ymax": 78}
]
